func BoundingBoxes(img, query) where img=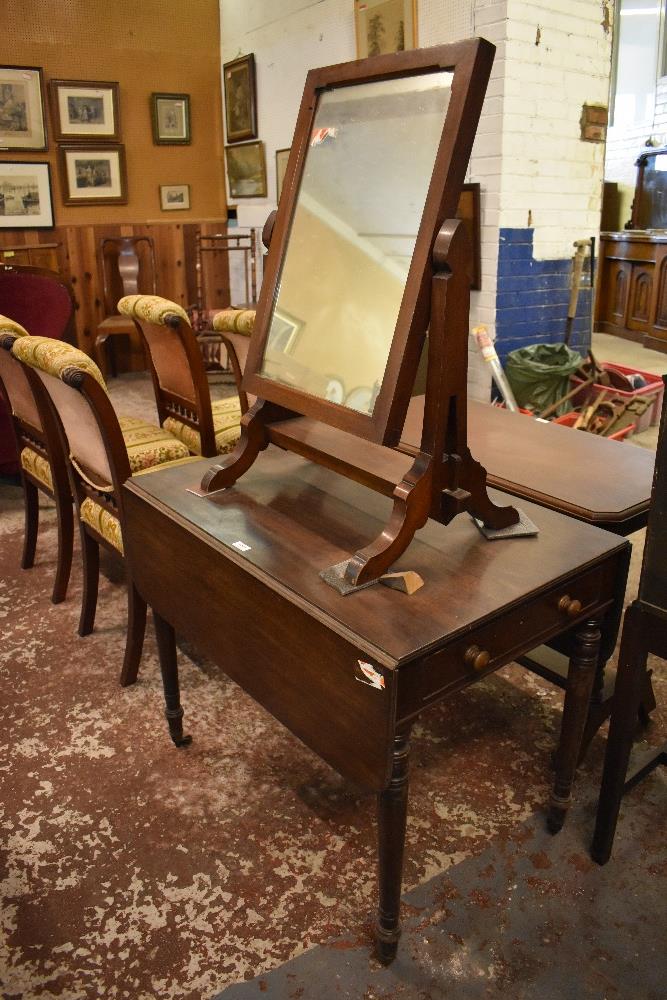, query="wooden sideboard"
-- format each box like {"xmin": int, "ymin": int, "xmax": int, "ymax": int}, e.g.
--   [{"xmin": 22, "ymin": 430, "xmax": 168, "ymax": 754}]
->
[{"xmin": 596, "ymin": 231, "xmax": 667, "ymax": 353}]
